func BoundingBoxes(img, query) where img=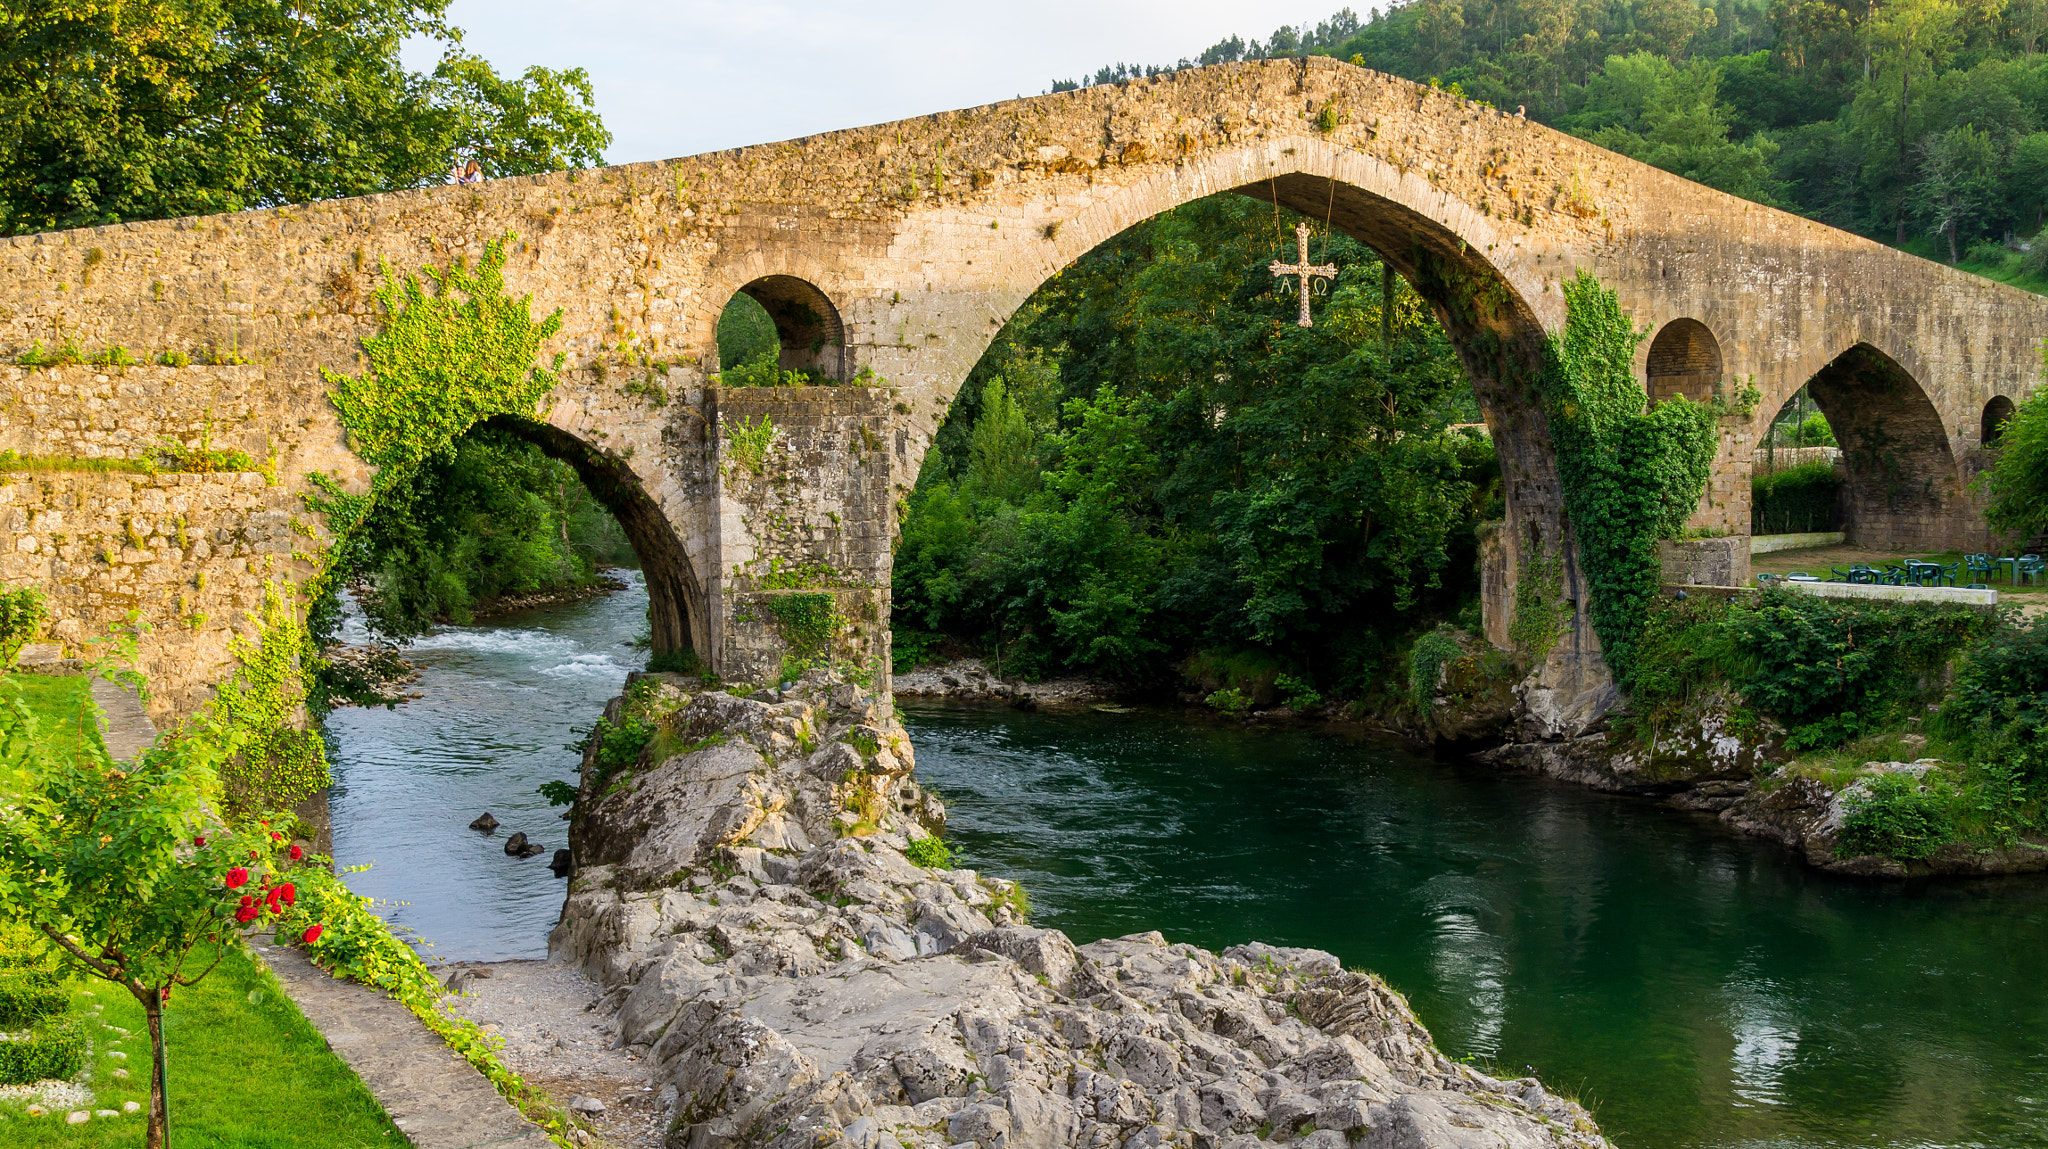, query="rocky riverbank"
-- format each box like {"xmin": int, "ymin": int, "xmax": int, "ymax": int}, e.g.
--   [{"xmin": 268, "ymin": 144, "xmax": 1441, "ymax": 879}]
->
[
  {"xmin": 473, "ymin": 571, "xmax": 631, "ymax": 620},
  {"xmin": 895, "ymin": 658, "xmax": 1118, "ymax": 707},
  {"xmin": 1464, "ymin": 685, "xmax": 2048, "ymax": 878},
  {"xmin": 548, "ymin": 669, "xmax": 1609, "ymax": 1149}
]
